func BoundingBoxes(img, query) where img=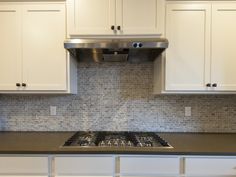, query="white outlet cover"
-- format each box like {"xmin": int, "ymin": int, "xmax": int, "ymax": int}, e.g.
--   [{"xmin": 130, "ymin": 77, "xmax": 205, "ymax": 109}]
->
[
  {"xmin": 50, "ymin": 106, "xmax": 57, "ymax": 116},
  {"xmin": 185, "ymin": 107, "xmax": 191, "ymax": 117}
]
